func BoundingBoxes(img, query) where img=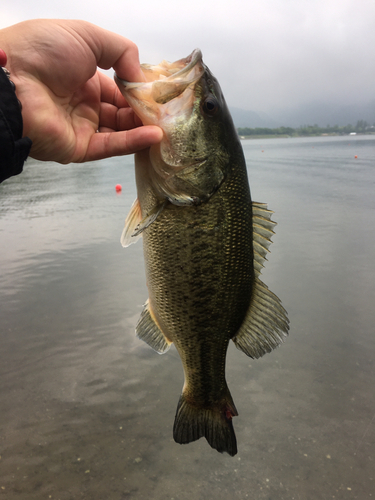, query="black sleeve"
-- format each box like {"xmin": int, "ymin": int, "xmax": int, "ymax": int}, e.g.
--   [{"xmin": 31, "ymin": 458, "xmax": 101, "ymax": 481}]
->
[{"xmin": 0, "ymin": 68, "xmax": 32, "ymax": 184}]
